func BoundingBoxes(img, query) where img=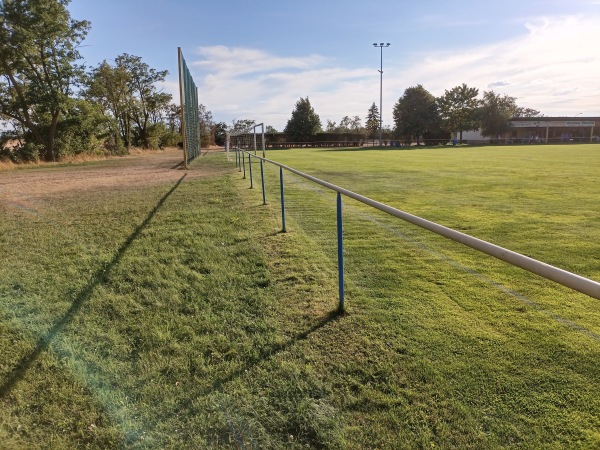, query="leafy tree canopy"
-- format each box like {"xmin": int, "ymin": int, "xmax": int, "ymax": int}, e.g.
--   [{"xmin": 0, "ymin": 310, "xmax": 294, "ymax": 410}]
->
[
  {"xmin": 85, "ymin": 60, "xmax": 132, "ymax": 150},
  {"xmin": 0, "ymin": 0, "xmax": 90, "ymax": 161},
  {"xmin": 478, "ymin": 91, "xmax": 539, "ymax": 138},
  {"xmin": 85, "ymin": 54, "xmax": 172, "ymax": 149},
  {"xmin": 514, "ymin": 106, "xmax": 541, "ymax": 118},
  {"xmin": 114, "ymin": 53, "xmax": 171, "ymax": 148},
  {"xmin": 393, "ymin": 85, "xmax": 440, "ymax": 143},
  {"xmin": 437, "ymin": 83, "xmax": 479, "ymax": 140},
  {"xmin": 231, "ymin": 118, "xmax": 255, "ymax": 132},
  {"xmin": 284, "ymin": 97, "xmax": 321, "ymax": 141},
  {"xmin": 212, "ymin": 121, "xmax": 227, "ymax": 146},
  {"xmin": 324, "ymin": 115, "xmax": 363, "ymax": 134},
  {"xmin": 365, "ymin": 102, "xmax": 380, "ymax": 138}
]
